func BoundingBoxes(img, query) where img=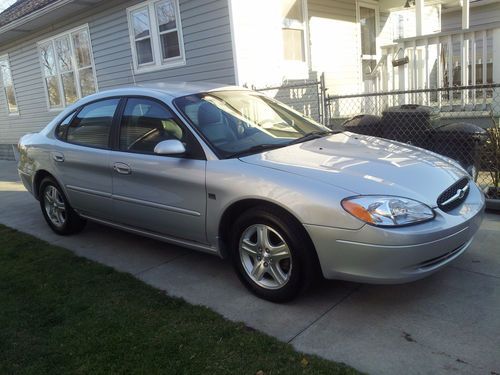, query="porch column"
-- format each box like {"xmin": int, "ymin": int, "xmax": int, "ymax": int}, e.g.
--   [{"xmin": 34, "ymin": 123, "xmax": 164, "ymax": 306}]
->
[
  {"xmin": 462, "ymin": 0, "xmax": 469, "ymax": 30},
  {"xmin": 415, "ymin": 0, "xmax": 424, "ymax": 93},
  {"xmin": 462, "ymin": 0, "xmax": 469, "ymax": 101},
  {"xmin": 415, "ymin": 0, "xmax": 423, "ymax": 36},
  {"xmin": 493, "ymin": 28, "xmax": 500, "ymax": 116}
]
